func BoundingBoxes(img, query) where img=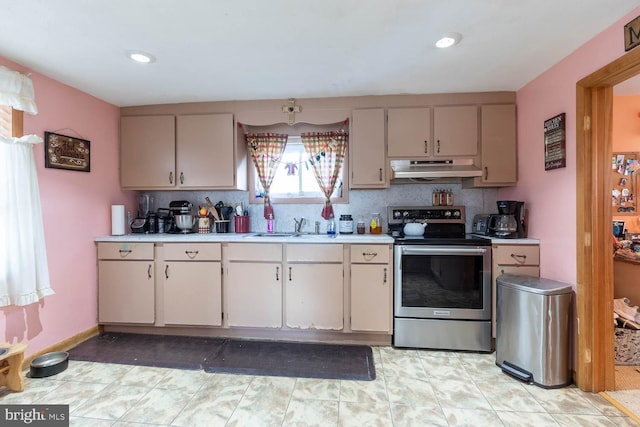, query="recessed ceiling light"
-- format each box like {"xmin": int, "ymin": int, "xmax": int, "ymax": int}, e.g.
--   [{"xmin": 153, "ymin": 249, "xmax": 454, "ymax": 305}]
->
[
  {"xmin": 127, "ymin": 50, "xmax": 156, "ymax": 63},
  {"xmin": 435, "ymin": 33, "xmax": 462, "ymax": 48}
]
